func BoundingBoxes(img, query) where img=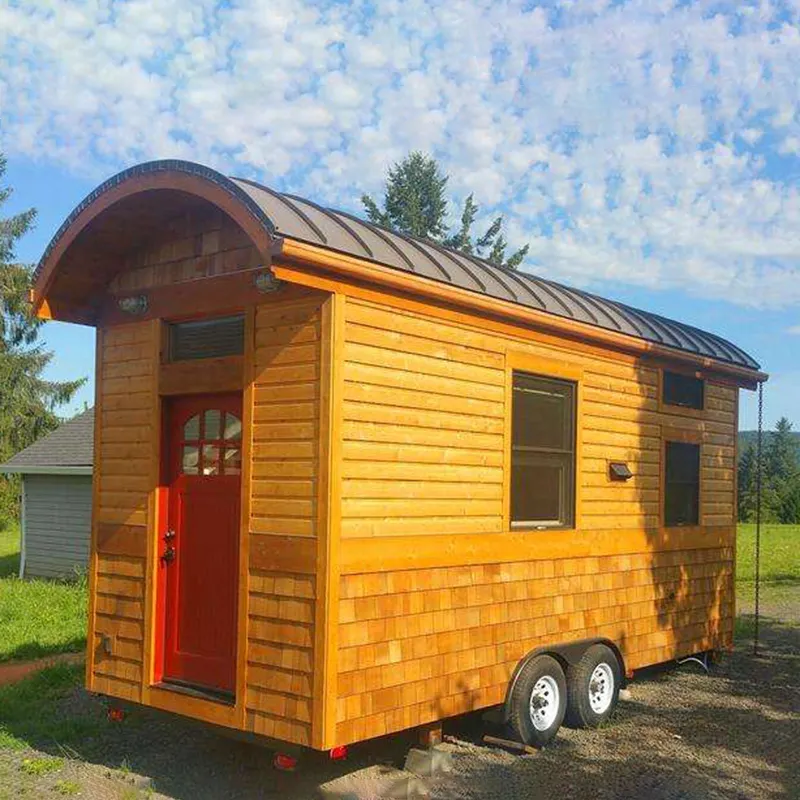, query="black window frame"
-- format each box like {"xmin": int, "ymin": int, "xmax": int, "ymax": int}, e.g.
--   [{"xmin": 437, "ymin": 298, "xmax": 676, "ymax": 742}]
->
[
  {"xmin": 662, "ymin": 370, "xmax": 704, "ymax": 411},
  {"xmin": 167, "ymin": 314, "xmax": 245, "ymax": 362},
  {"xmin": 510, "ymin": 371, "xmax": 577, "ymax": 530},
  {"xmin": 664, "ymin": 440, "xmax": 701, "ymax": 527}
]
